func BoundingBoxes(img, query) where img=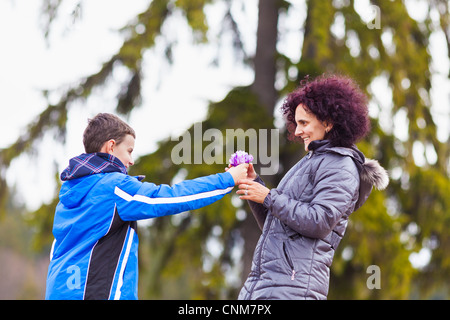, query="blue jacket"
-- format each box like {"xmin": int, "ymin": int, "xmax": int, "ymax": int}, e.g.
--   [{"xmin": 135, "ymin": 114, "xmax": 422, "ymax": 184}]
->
[{"xmin": 45, "ymin": 153, "xmax": 235, "ymax": 300}]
